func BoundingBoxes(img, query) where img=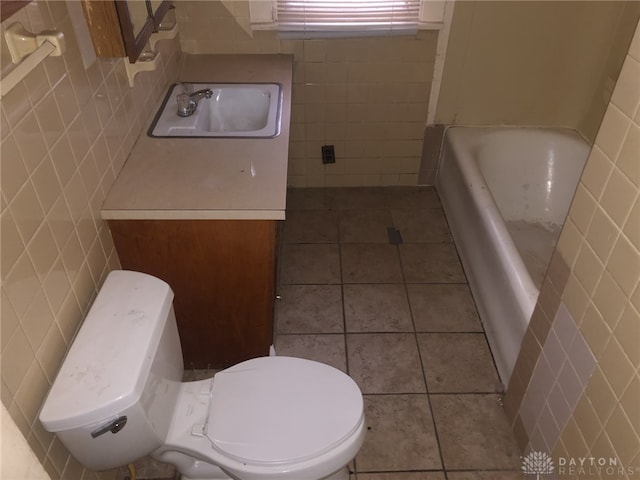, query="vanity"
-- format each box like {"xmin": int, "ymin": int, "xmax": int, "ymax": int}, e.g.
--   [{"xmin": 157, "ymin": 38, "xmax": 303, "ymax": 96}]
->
[{"xmin": 102, "ymin": 54, "xmax": 293, "ymax": 369}]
